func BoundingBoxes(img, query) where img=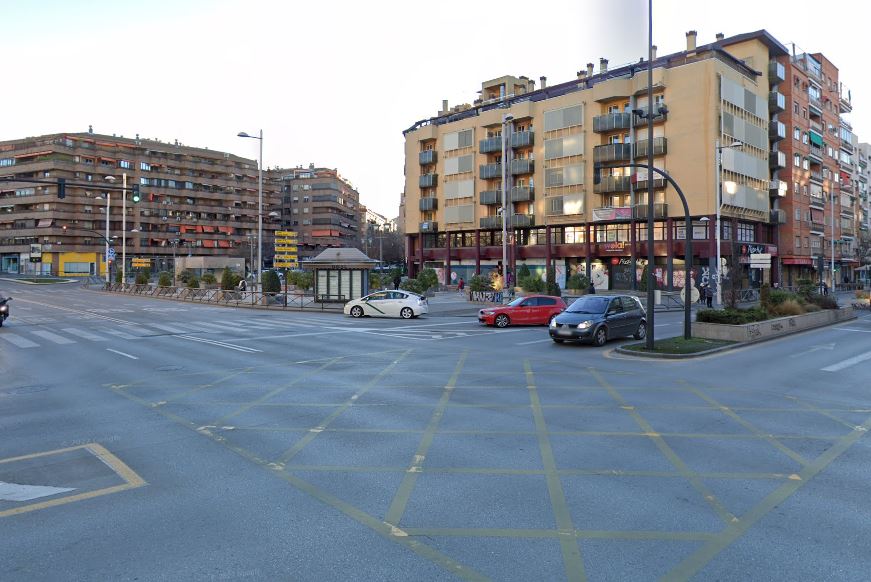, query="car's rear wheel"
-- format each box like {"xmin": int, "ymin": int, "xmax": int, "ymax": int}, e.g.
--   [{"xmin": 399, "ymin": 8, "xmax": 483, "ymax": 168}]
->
[
  {"xmin": 400, "ymin": 307, "xmax": 414, "ymax": 319},
  {"xmin": 350, "ymin": 305, "xmax": 364, "ymax": 318},
  {"xmin": 633, "ymin": 322, "xmax": 647, "ymax": 340},
  {"xmin": 495, "ymin": 314, "xmax": 510, "ymax": 328},
  {"xmin": 593, "ymin": 326, "xmax": 608, "ymax": 347}
]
